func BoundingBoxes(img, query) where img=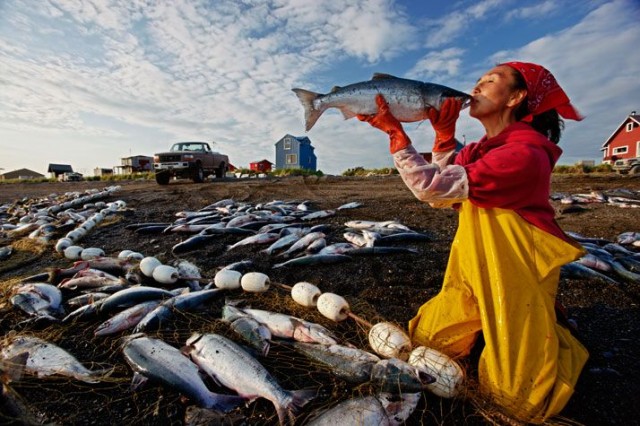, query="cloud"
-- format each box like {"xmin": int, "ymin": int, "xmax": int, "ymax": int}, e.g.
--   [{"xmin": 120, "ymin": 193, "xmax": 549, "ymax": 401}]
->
[
  {"xmin": 406, "ymin": 48, "xmax": 466, "ymax": 81},
  {"xmin": 422, "ymin": 0, "xmax": 510, "ymax": 48},
  {"xmin": 490, "ymin": 0, "xmax": 640, "ymax": 162},
  {"xmin": 504, "ymin": 0, "xmax": 558, "ymax": 20}
]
